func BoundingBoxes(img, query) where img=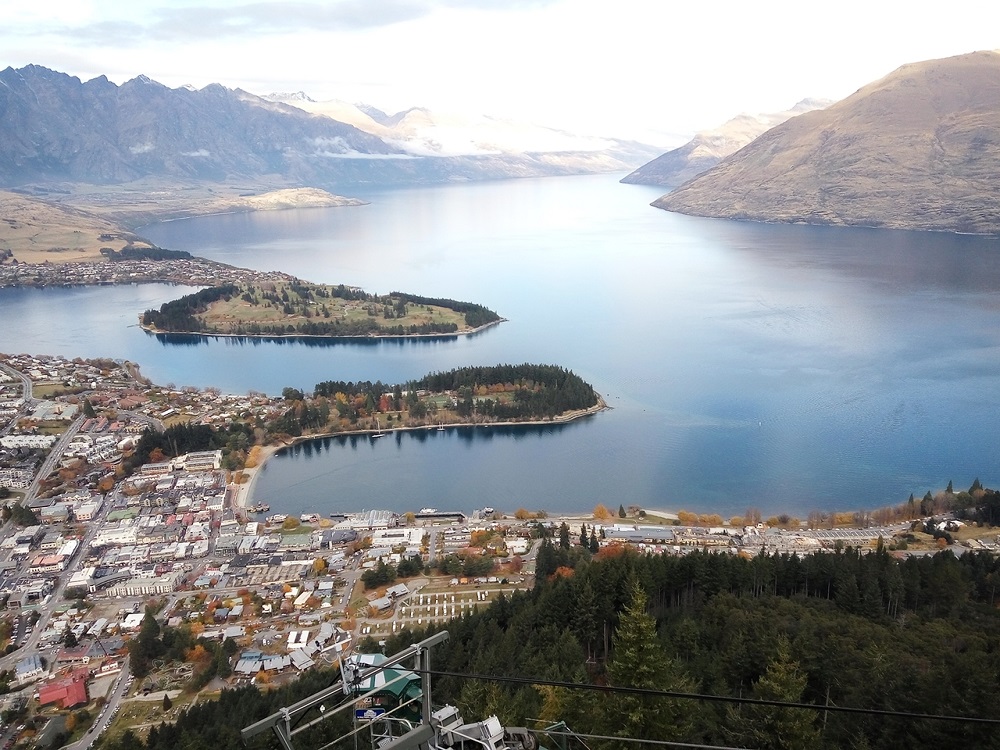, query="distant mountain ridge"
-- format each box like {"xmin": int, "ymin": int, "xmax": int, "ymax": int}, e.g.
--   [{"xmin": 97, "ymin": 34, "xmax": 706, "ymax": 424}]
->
[
  {"xmin": 621, "ymin": 99, "xmax": 830, "ymax": 188},
  {"xmin": 263, "ymin": 92, "xmax": 654, "ymax": 161},
  {"xmin": 0, "ymin": 65, "xmax": 400, "ymax": 186},
  {"xmin": 0, "ymin": 65, "xmax": 660, "ymax": 190},
  {"xmin": 655, "ymin": 51, "xmax": 1000, "ymax": 234}
]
